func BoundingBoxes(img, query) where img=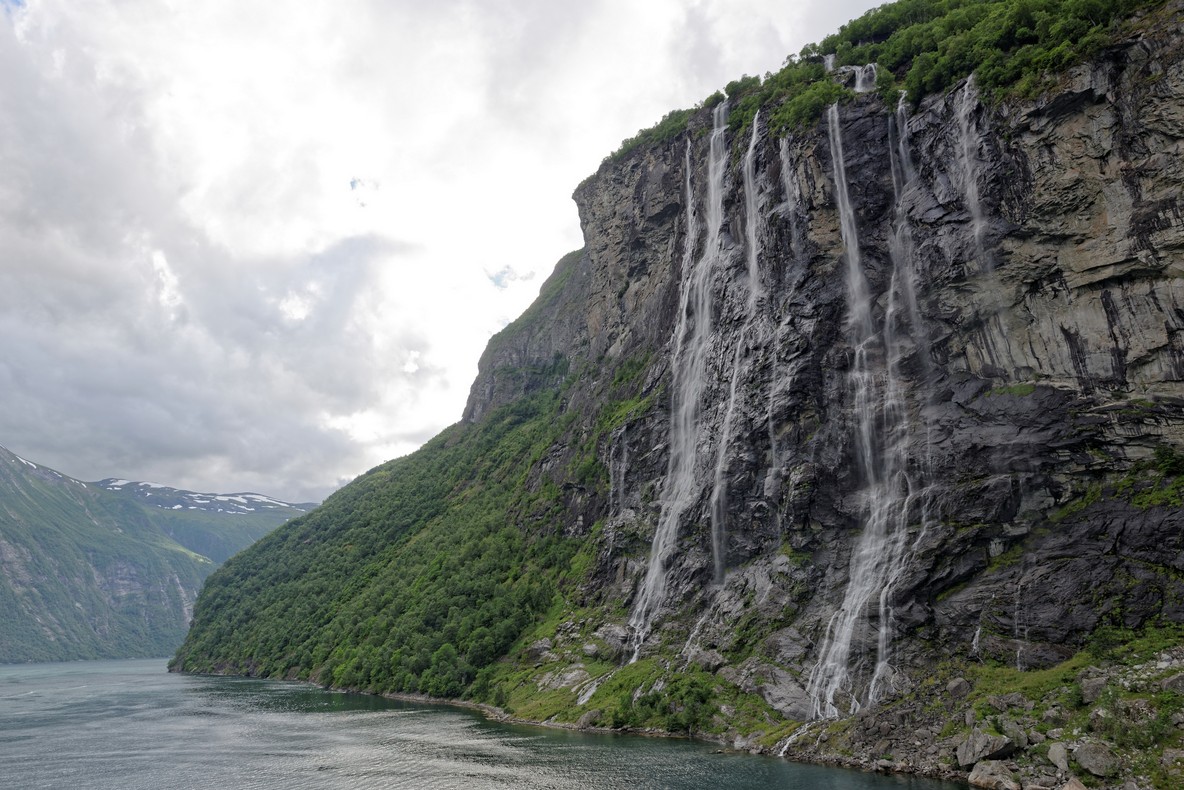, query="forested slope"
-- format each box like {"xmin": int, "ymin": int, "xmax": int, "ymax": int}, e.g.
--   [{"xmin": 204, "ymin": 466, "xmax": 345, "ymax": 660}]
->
[{"xmin": 173, "ymin": 1, "xmax": 1184, "ymax": 785}]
